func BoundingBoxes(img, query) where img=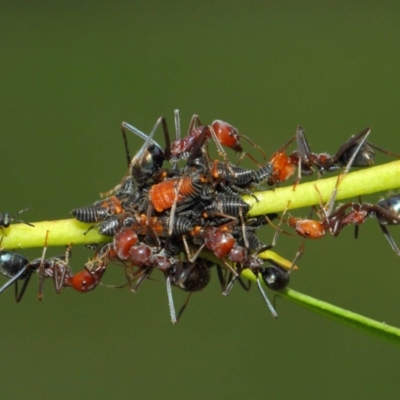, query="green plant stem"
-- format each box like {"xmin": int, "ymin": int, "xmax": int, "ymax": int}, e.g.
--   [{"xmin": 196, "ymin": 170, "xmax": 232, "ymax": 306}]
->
[
  {"xmin": 282, "ymin": 288, "xmax": 400, "ymax": 344},
  {"xmin": 242, "ymin": 270, "xmax": 400, "ymax": 346},
  {"xmin": 1, "ymin": 160, "xmax": 400, "ymax": 342},
  {"xmin": 0, "ymin": 219, "xmax": 108, "ymax": 249},
  {"xmin": 2, "ymin": 160, "xmax": 400, "ymax": 250},
  {"xmin": 243, "ymin": 265, "xmax": 400, "ymax": 345},
  {"xmin": 245, "ymin": 159, "xmax": 400, "ymax": 215}
]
